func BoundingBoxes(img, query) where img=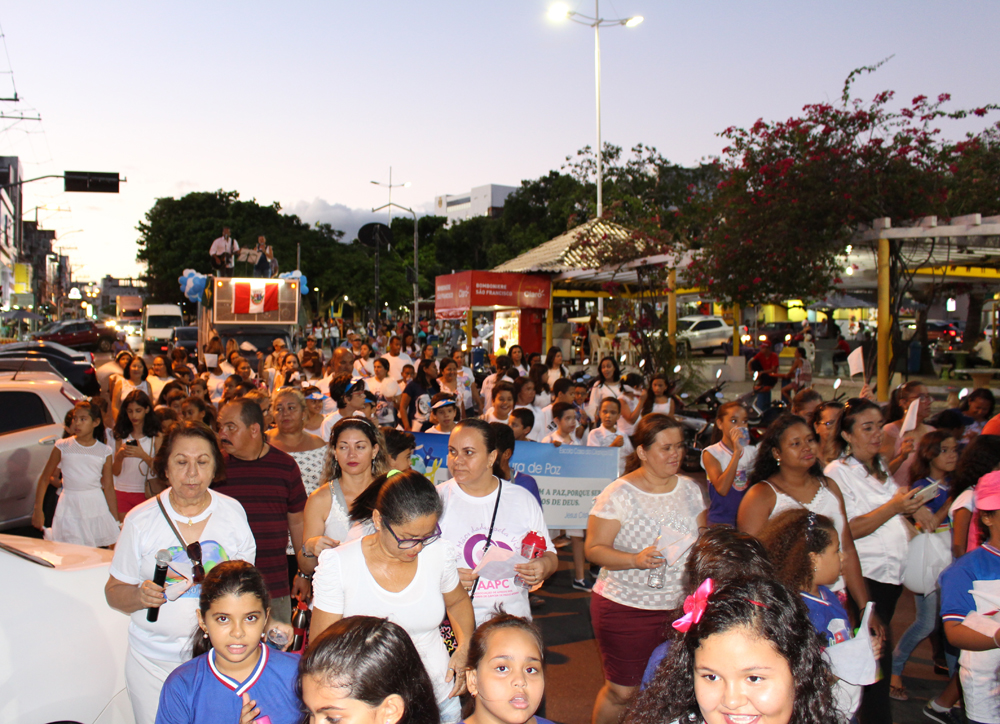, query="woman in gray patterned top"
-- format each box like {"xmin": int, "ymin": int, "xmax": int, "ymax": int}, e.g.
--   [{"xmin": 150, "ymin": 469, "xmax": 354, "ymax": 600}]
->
[{"xmin": 585, "ymin": 413, "xmax": 707, "ymax": 724}]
